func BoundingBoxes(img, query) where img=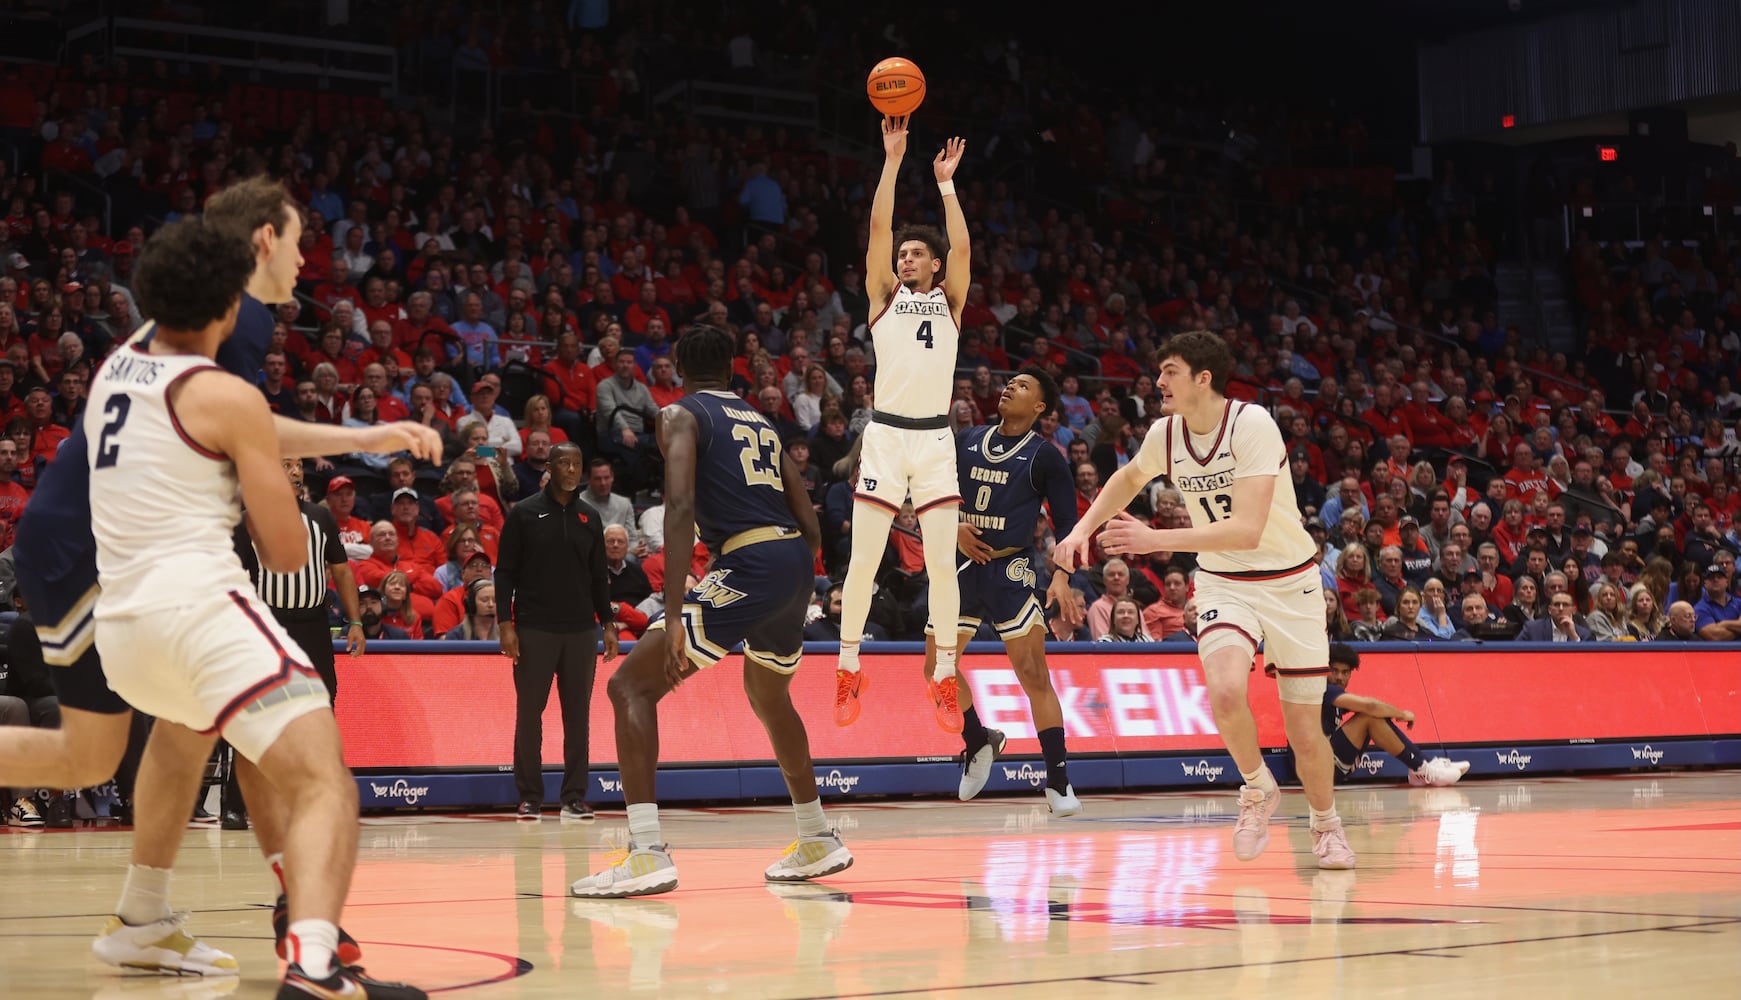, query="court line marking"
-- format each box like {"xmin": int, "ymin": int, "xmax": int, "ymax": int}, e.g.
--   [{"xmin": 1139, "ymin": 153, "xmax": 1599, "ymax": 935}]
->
[{"xmin": 777, "ymin": 917, "xmax": 1741, "ymax": 998}]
